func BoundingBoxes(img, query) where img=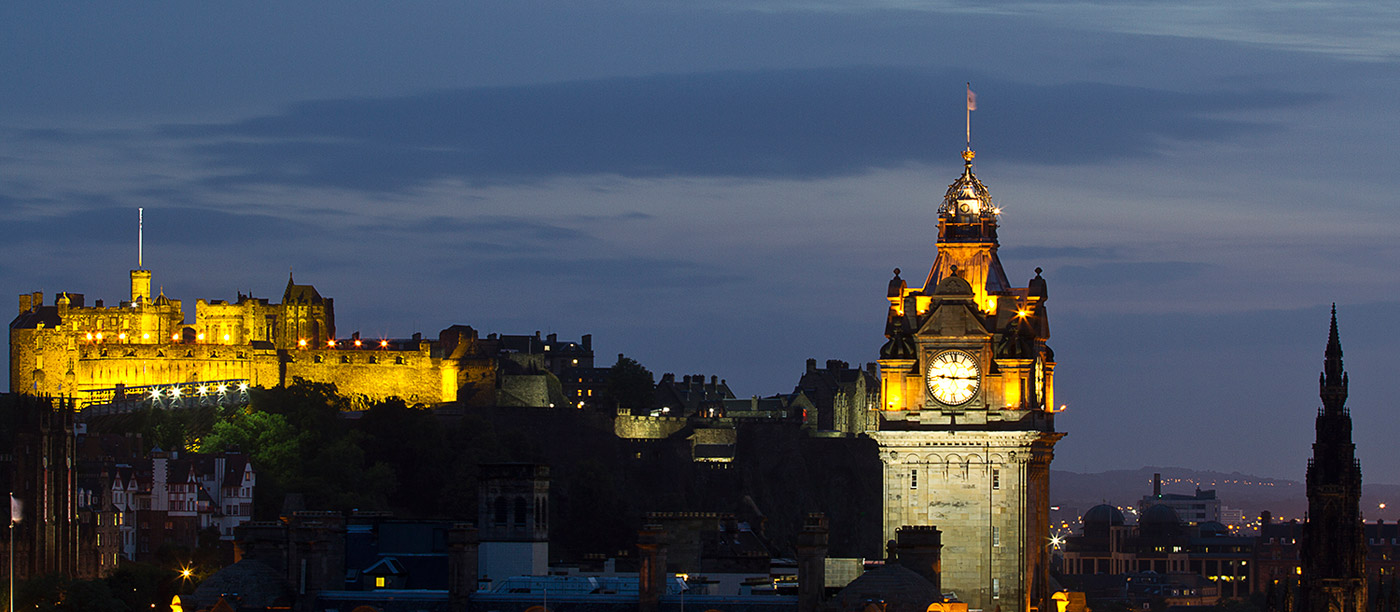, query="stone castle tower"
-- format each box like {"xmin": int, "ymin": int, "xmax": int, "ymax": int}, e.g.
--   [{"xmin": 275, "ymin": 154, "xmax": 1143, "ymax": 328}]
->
[
  {"xmin": 869, "ymin": 148, "xmax": 1063, "ymax": 612},
  {"xmin": 1299, "ymin": 307, "xmax": 1366, "ymax": 612}
]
